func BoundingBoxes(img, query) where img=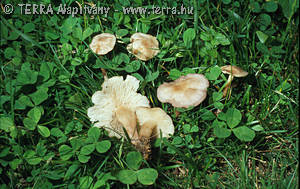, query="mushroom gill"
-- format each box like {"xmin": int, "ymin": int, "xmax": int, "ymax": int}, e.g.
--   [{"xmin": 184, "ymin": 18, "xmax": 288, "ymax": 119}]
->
[{"xmin": 87, "ymin": 75, "xmax": 150, "ymax": 139}]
